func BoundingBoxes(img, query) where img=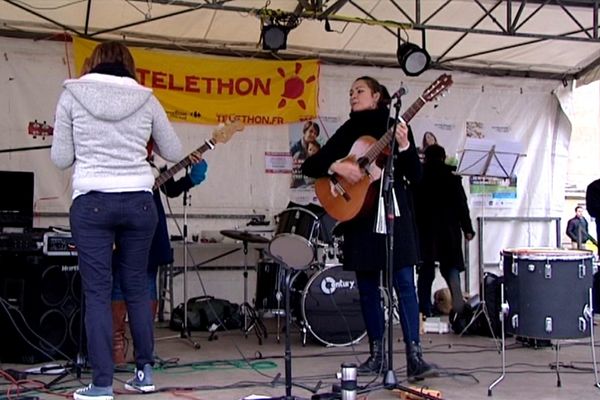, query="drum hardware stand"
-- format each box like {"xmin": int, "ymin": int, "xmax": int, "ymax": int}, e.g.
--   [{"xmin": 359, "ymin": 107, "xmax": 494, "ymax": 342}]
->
[
  {"xmin": 220, "ymin": 230, "xmax": 268, "ymax": 344},
  {"xmin": 487, "ymin": 282, "xmax": 509, "ymax": 395},
  {"xmin": 458, "ymin": 240, "xmax": 500, "ymax": 350},
  {"xmin": 488, "ymin": 286, "xmax": 600, "ymax": 395},
  {"xmin": 240, "ymin": 238, "xmax": 267, "ymax": 343}
]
